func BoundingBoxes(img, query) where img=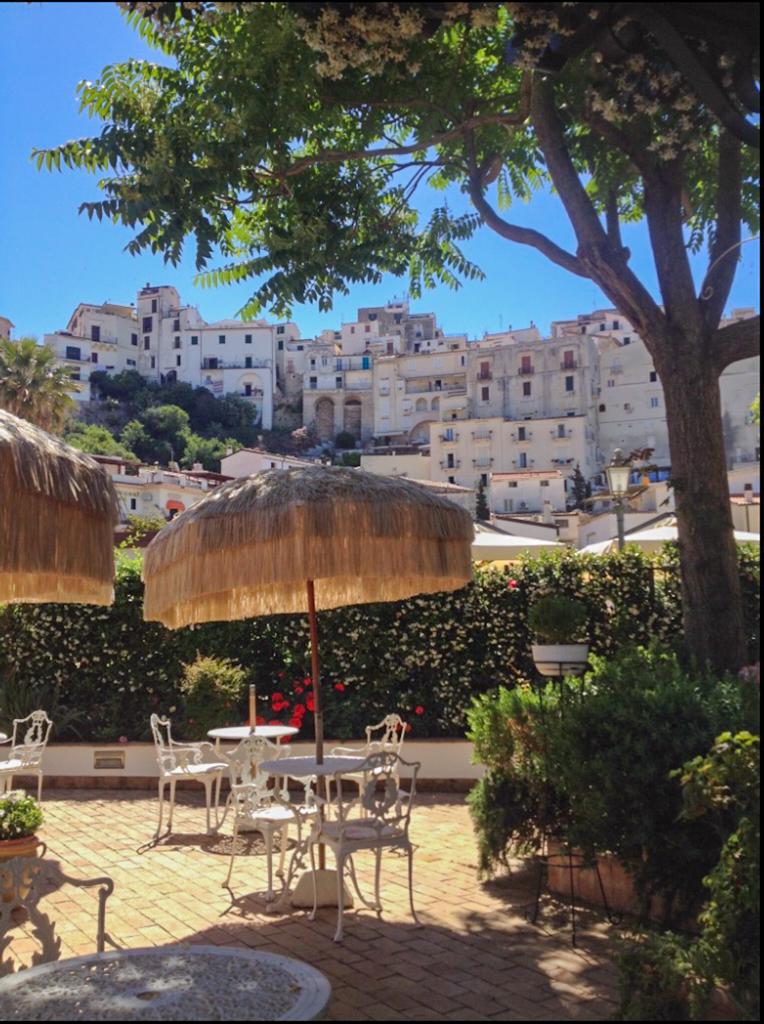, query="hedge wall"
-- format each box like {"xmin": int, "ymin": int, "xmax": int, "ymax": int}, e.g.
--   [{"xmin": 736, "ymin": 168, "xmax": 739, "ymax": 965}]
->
[{"xmin": 0, "ymin": 547, "xmax": 758, "ymax": 742}]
